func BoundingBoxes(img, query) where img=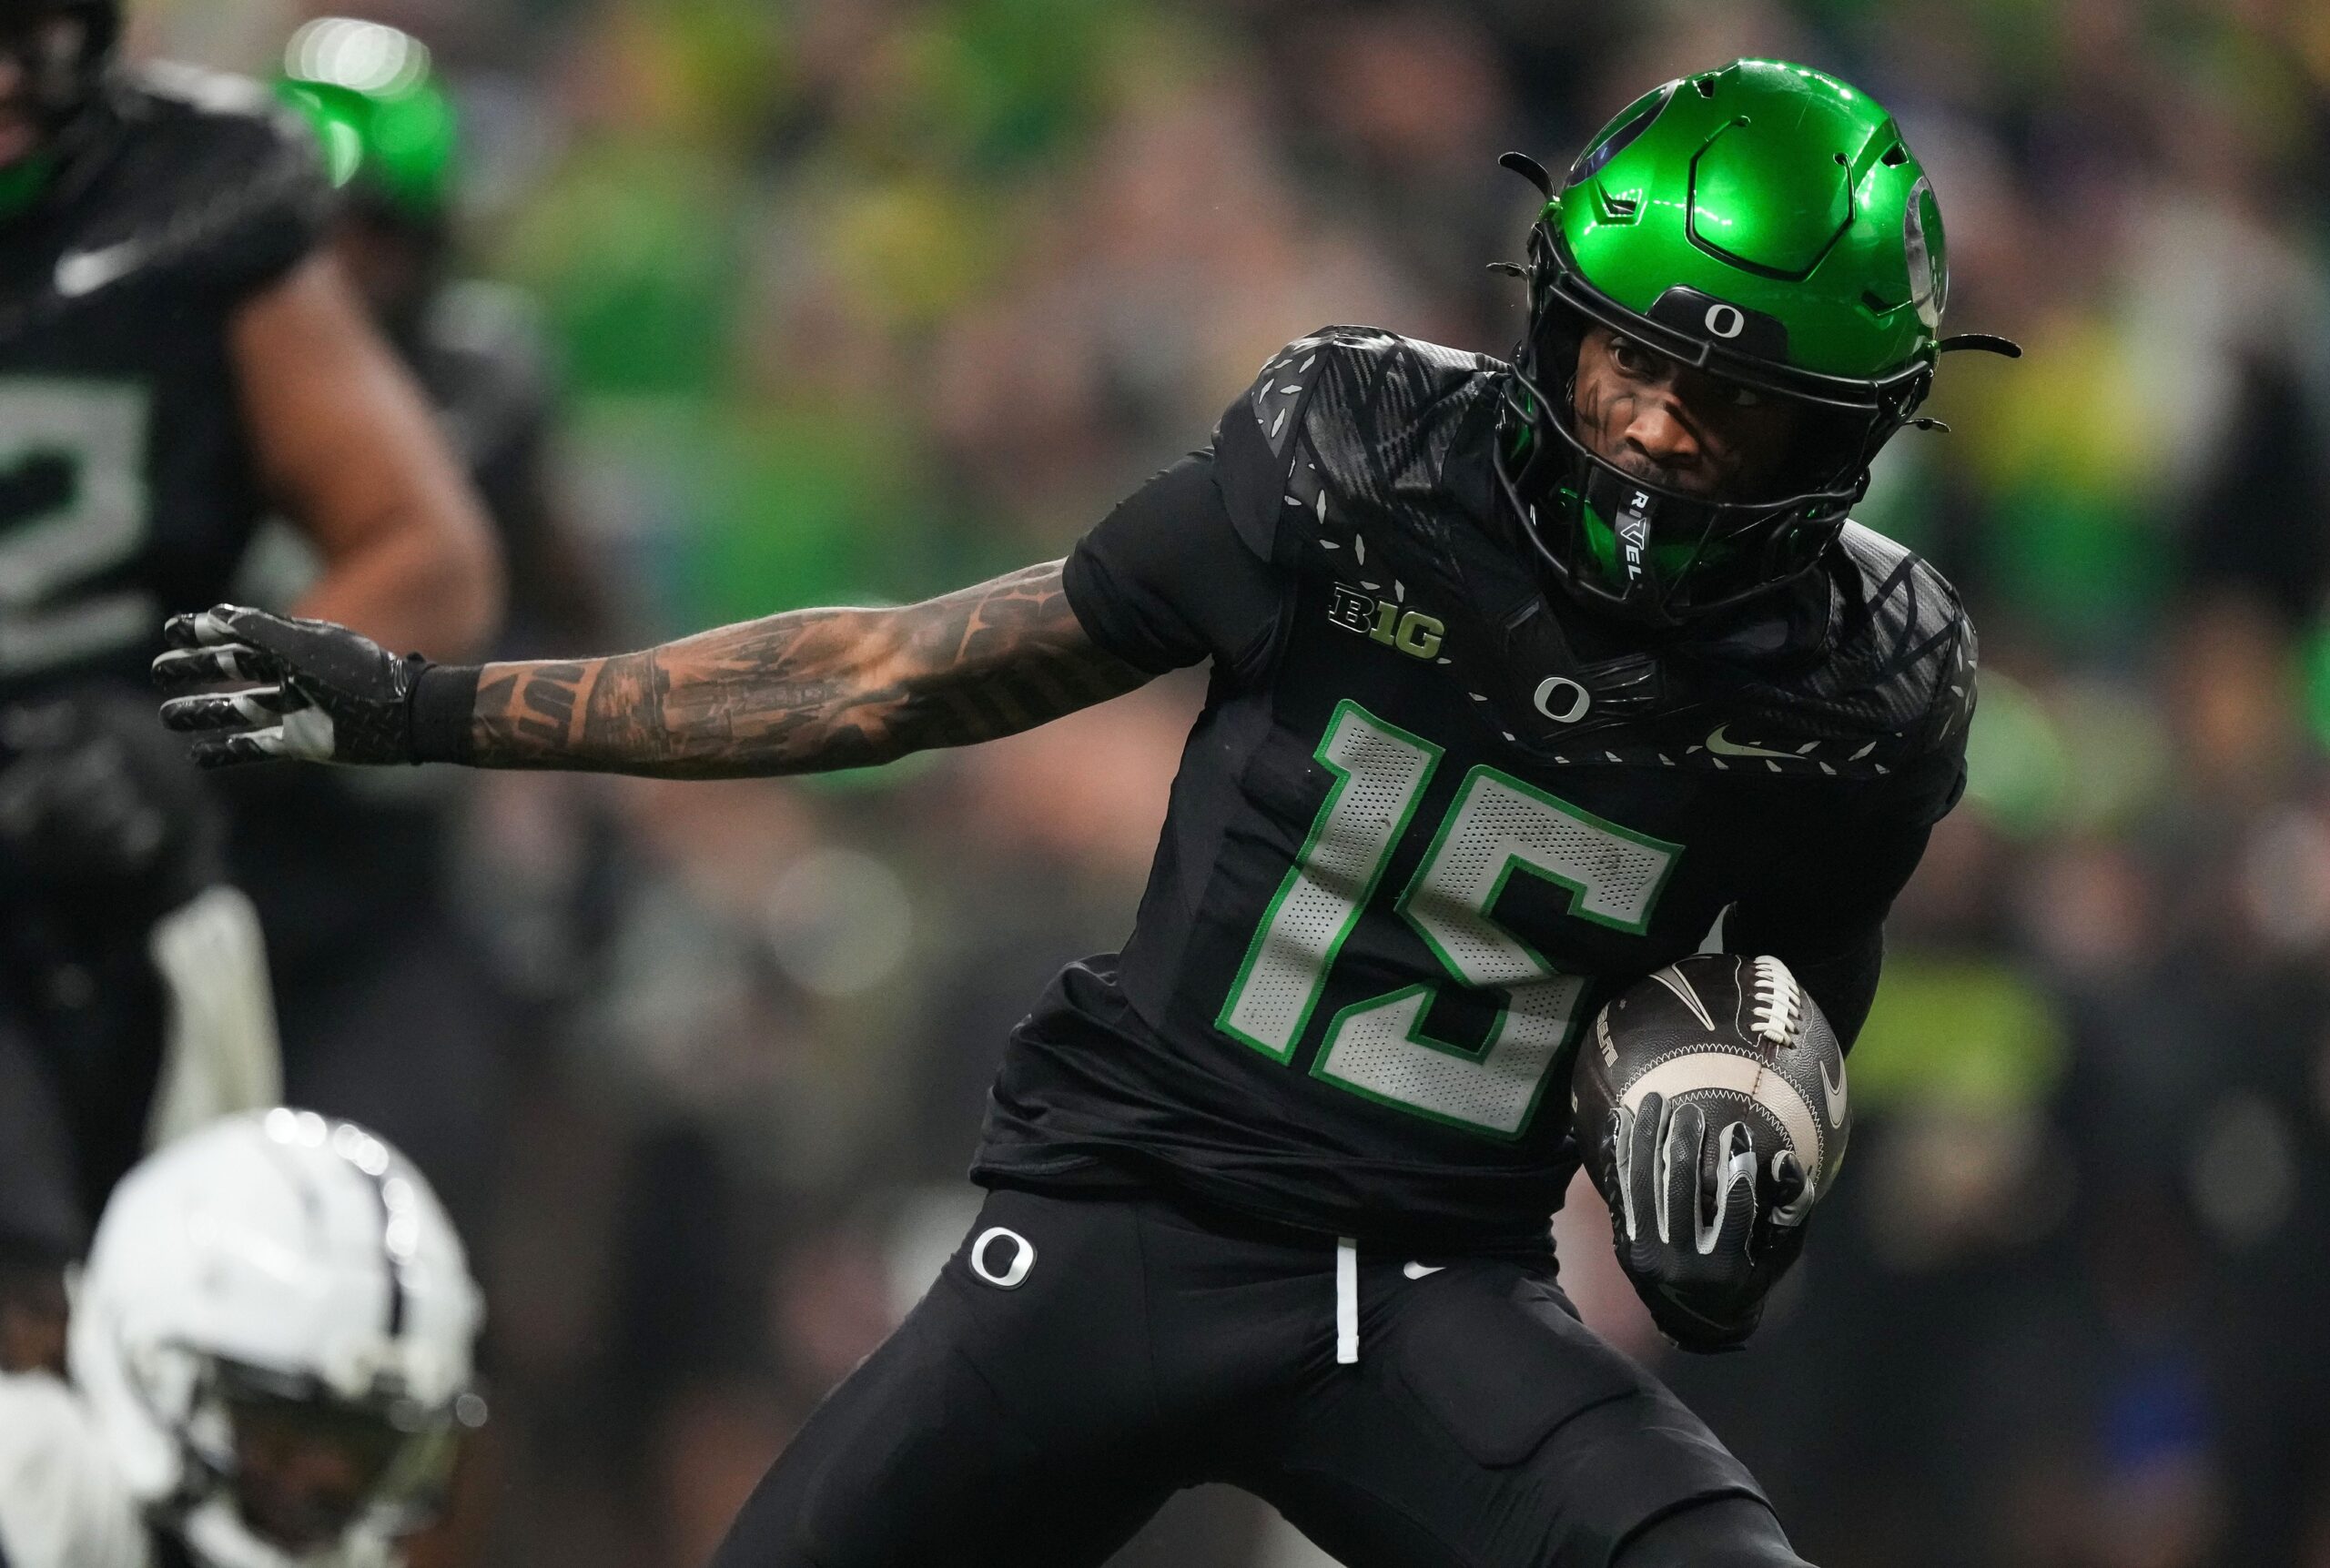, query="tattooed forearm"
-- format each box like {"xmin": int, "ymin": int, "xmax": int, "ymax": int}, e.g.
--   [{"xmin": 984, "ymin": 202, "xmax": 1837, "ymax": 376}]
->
[{"xmin": 468, "ymin": 561, "xmax": 1152, "ymax": 775}]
